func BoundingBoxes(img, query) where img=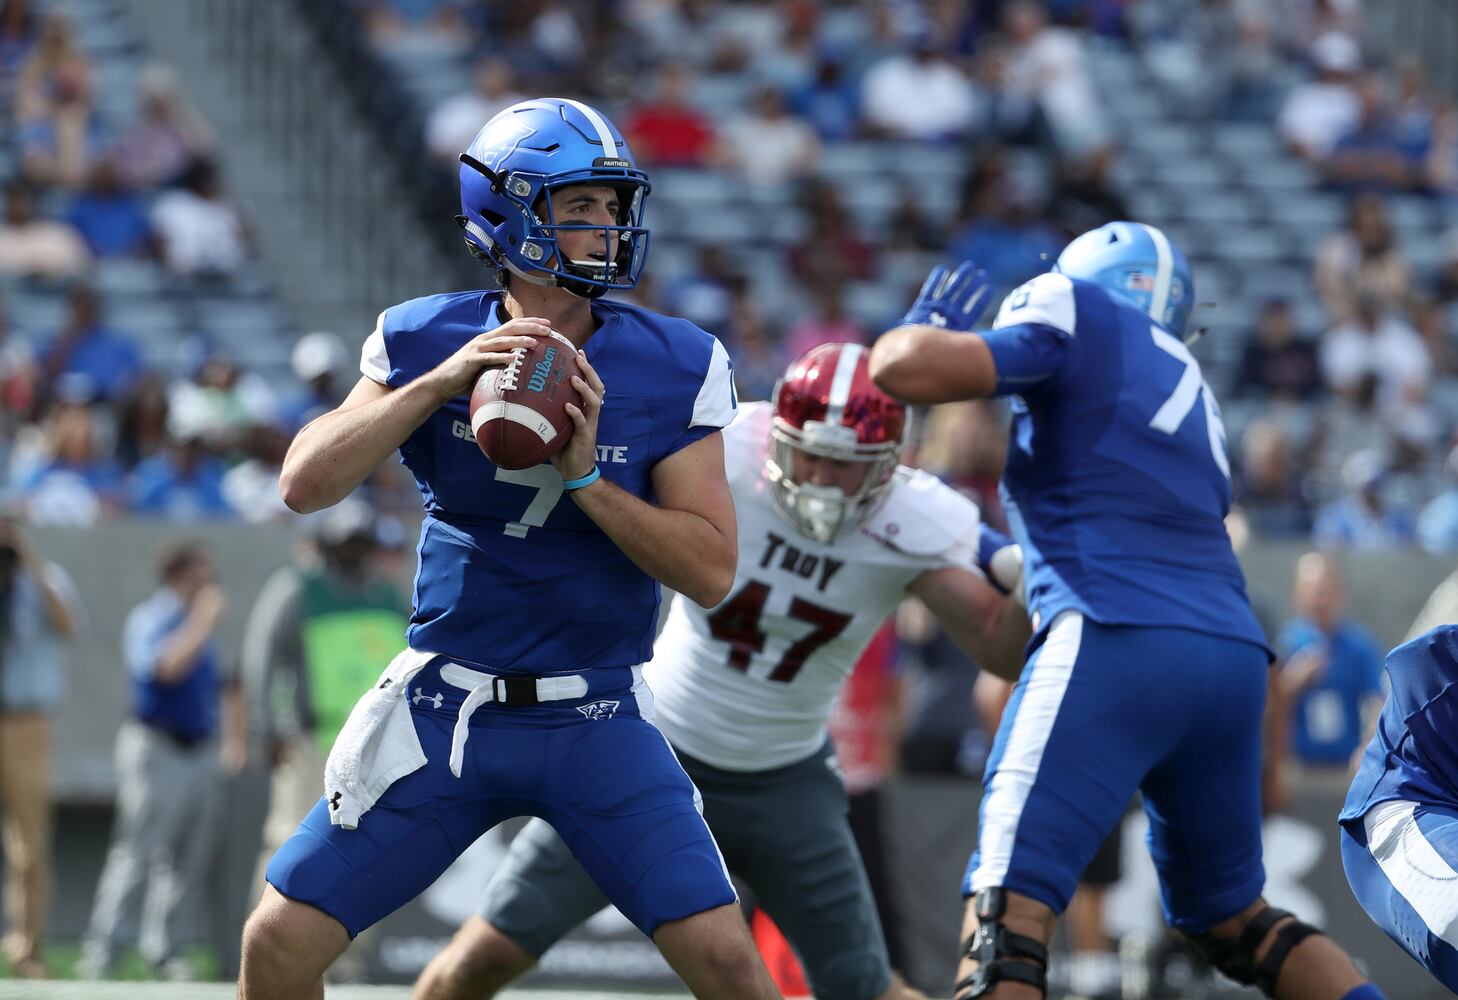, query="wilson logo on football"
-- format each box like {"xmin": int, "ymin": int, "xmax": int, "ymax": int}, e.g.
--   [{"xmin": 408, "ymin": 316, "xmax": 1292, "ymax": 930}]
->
[{"xmin": 527, "ymin": 346, "xmax": 558, "ymax": 393}]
